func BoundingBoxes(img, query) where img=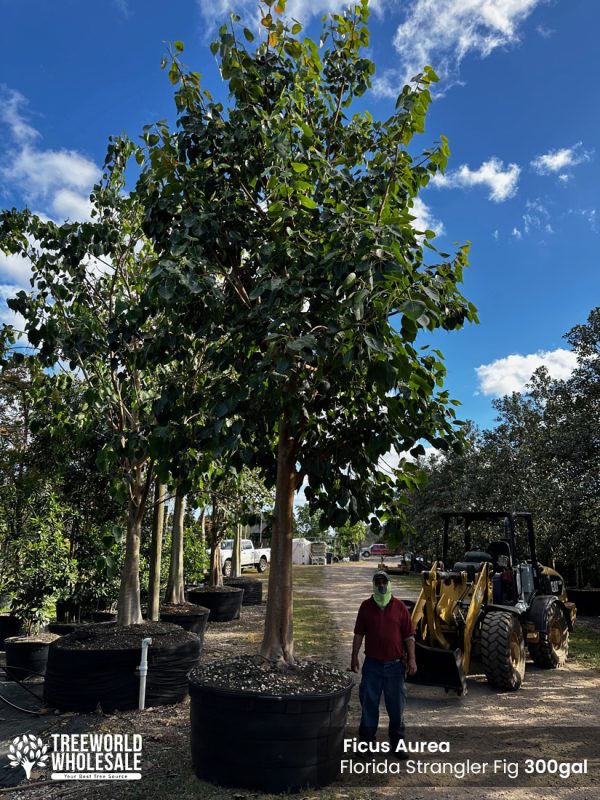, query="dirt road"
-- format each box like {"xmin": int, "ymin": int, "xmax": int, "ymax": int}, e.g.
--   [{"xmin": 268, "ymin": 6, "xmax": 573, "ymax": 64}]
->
[{"xmin": 296, "ymin": 560, "xmax": 600, "ymax": 799}]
